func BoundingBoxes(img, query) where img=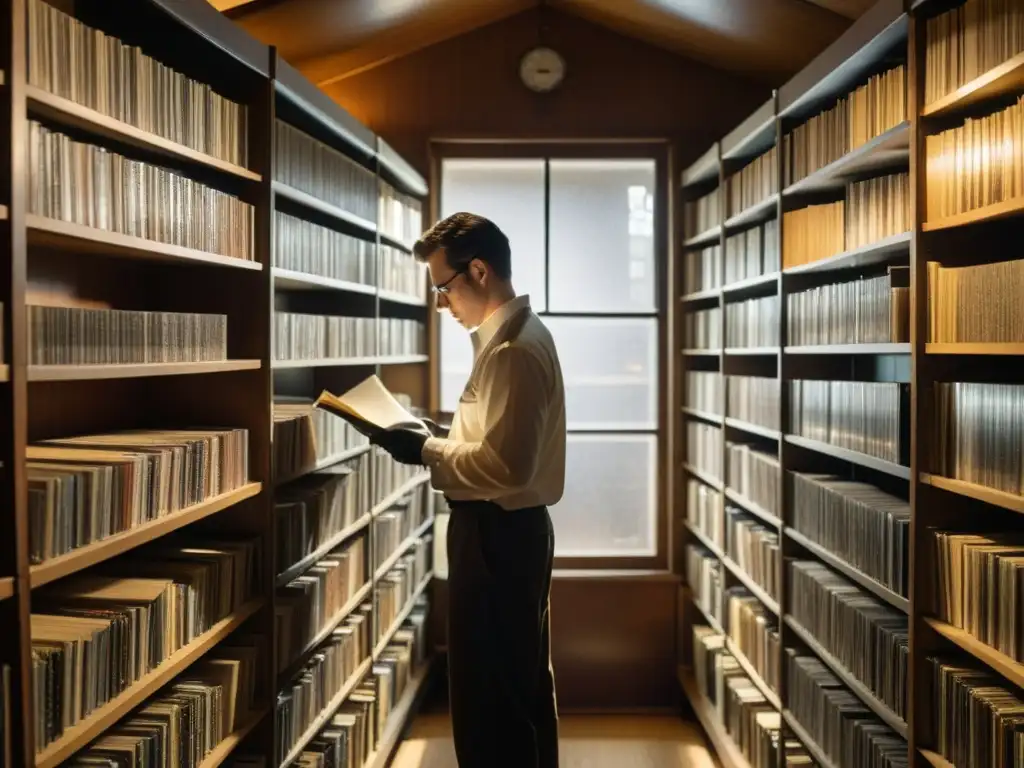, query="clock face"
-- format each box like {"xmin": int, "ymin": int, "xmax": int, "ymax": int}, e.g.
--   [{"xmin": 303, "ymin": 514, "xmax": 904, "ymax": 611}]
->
[{"xmin": 519, "ymin": 47, "xmax": 565, "ymax": 93}]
